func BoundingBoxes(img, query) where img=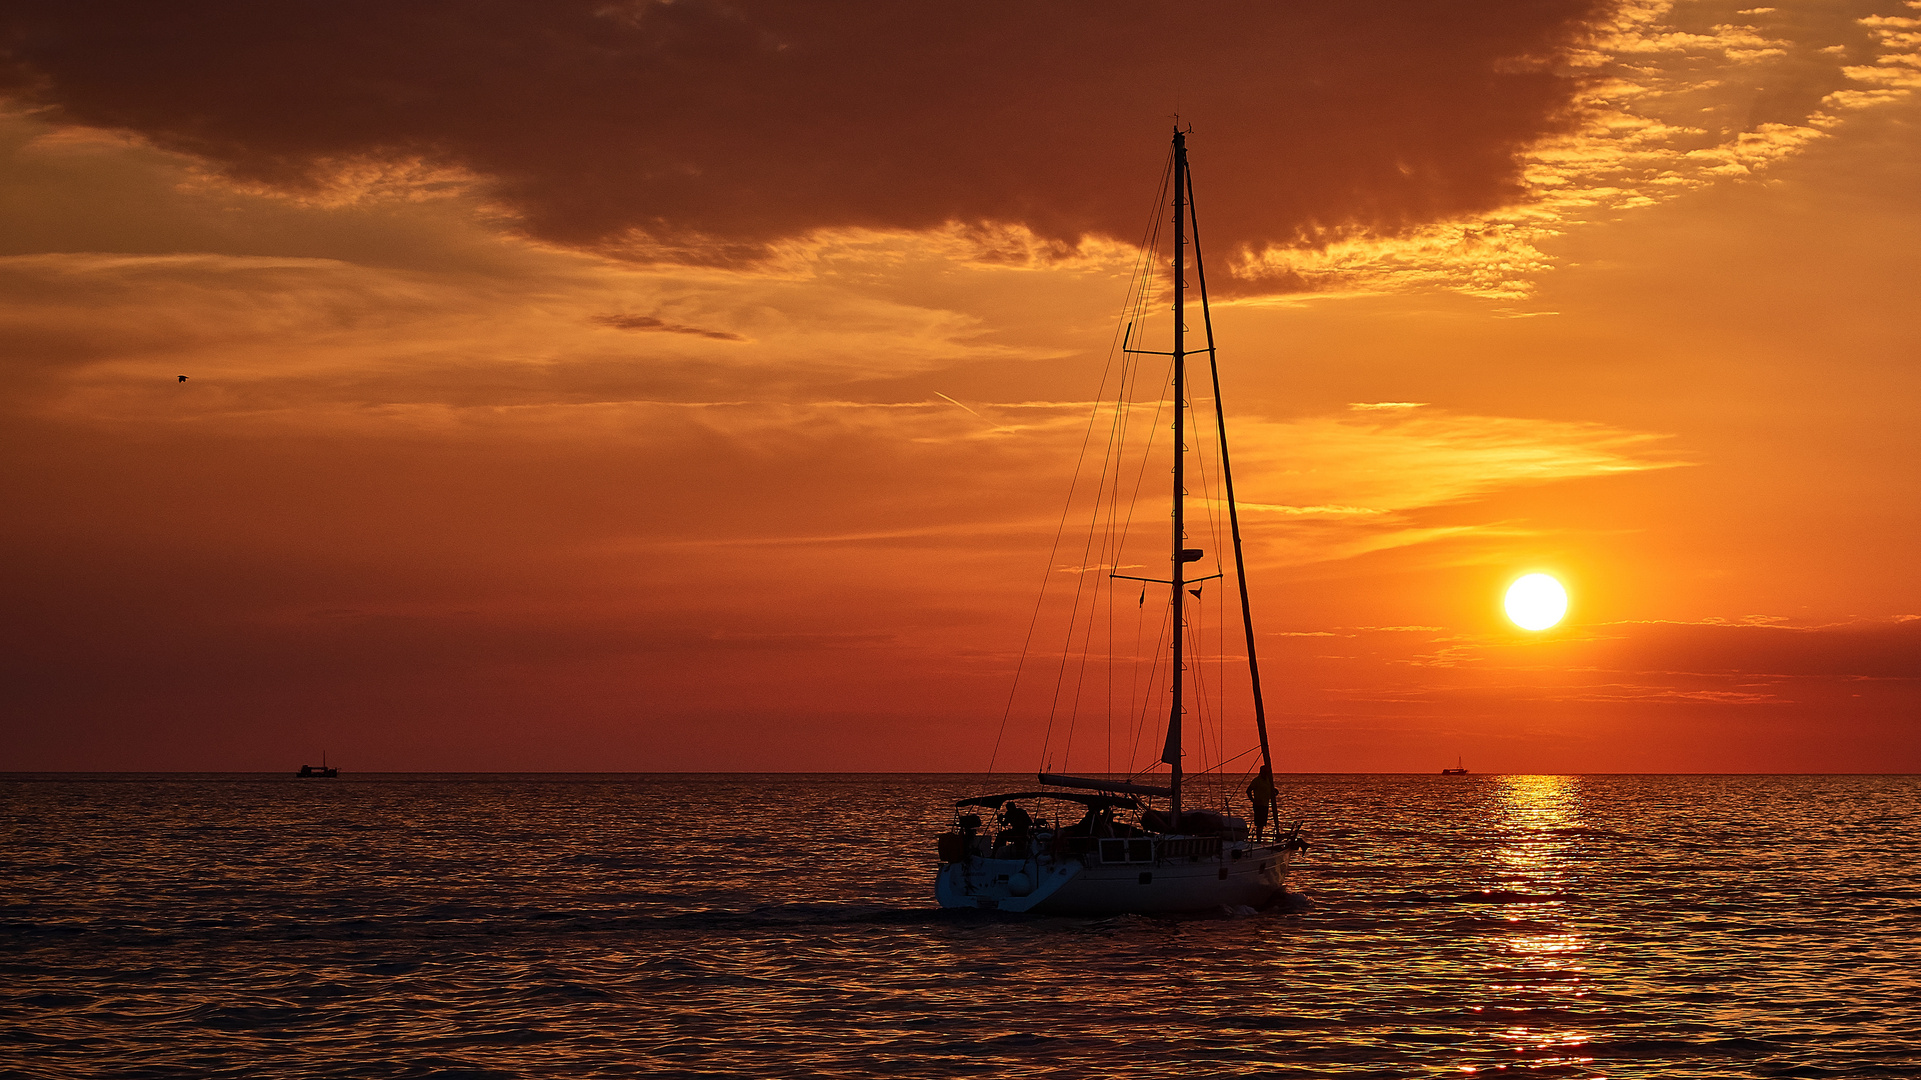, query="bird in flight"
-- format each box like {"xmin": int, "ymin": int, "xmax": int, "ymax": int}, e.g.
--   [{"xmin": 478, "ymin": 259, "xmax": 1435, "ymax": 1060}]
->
[{"xmin": 177, "ymin": 375, "xmax": 187, "ymax": 382}]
